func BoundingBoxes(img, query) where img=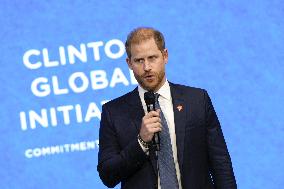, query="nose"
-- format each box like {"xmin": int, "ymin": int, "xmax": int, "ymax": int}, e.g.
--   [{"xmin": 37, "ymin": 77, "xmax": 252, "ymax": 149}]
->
[{"xmin": 143, "ymin": 61, "xmax": 151, "ymax": 71}]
